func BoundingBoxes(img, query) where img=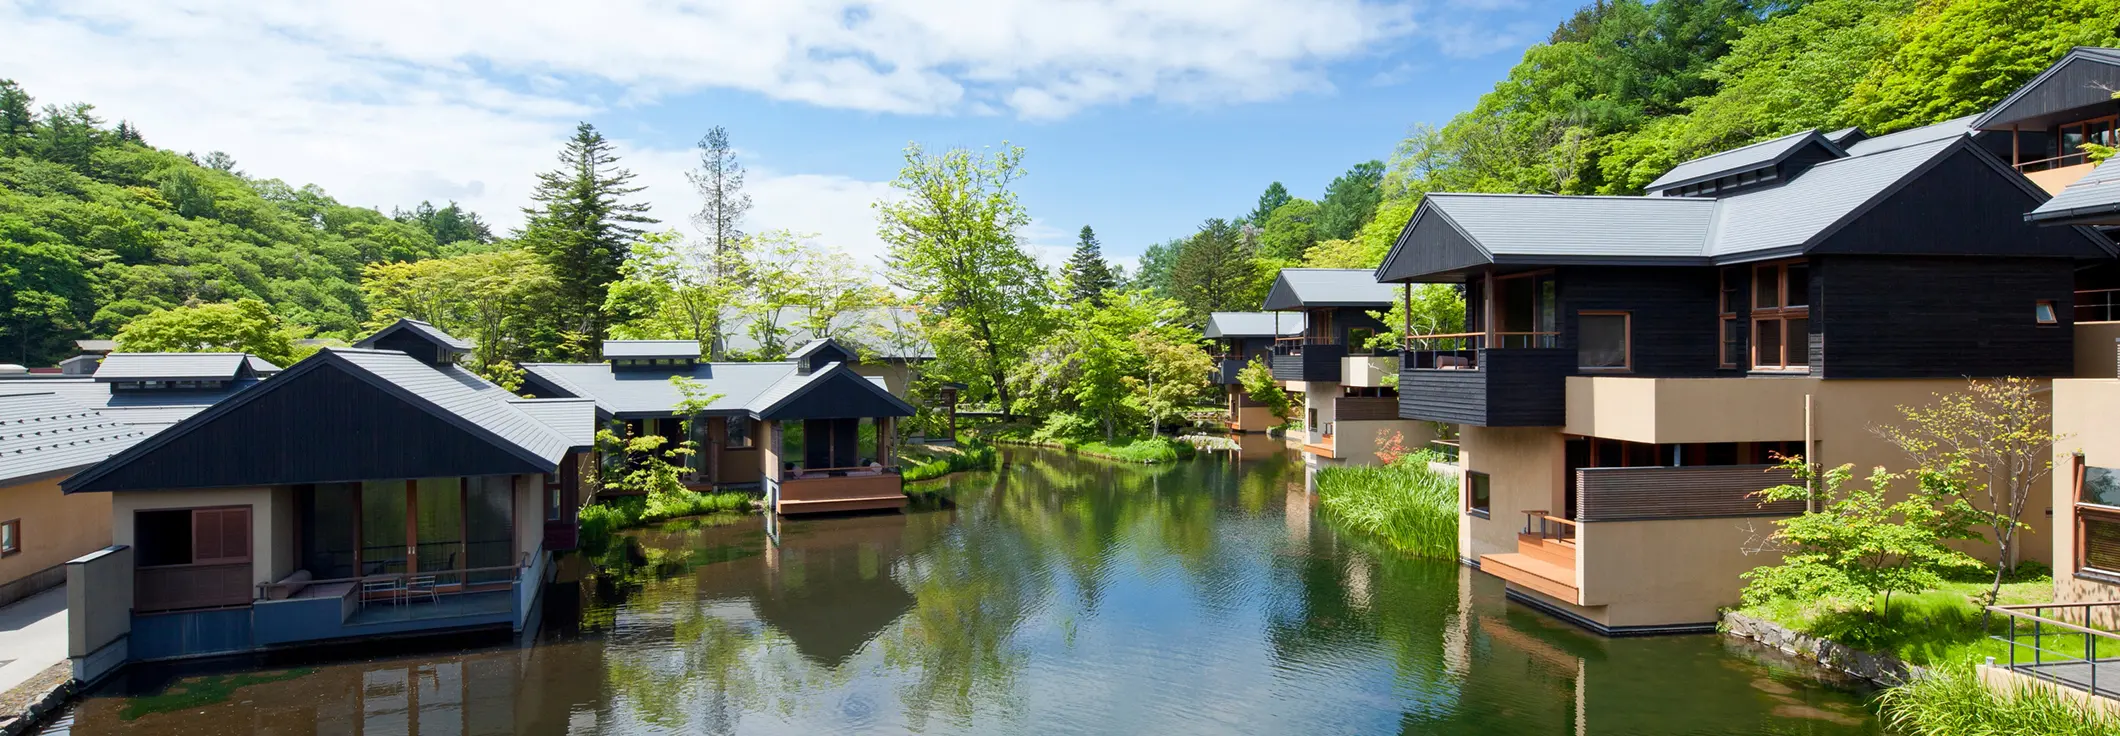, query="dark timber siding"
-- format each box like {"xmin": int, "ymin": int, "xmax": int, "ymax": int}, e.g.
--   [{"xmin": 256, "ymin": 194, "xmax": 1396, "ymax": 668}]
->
[
  {"xmin": 1814, "ymin": 256, "xmax": 2075, "ymax": 378},
  {"xmin": 1810, "ymin": 146, "xmax": 2108, "ymax": 260},
  {"xmin": 1397, "ymin": 348, "xmax": 1572, "ymax": 426},
  {"xmin": 1982, "ymin": 56, "xmax": 2120, "ymax": 129},
  {"xmin": 1378, "ymin": 203, "xmax": 1490, "ymax": 283},
  {"xmin": 1575, "ymin": 465, "xmax": 1803, "ymax": 522},
  {"xmin": 71, "ymin": 365, "xmax": 548, "ymax": 493},
  {"xmin": 764, "ymin": 372, "xmax": 914, "ymax": 420},
  {"xmin": 1557, "ymin": 266, "xmax": 1722, "ymax": 377},
  {"xmin": 1271, "ymin": 344, "xmax": 1346, "ymax": 382}
]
